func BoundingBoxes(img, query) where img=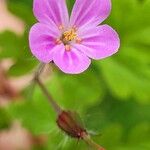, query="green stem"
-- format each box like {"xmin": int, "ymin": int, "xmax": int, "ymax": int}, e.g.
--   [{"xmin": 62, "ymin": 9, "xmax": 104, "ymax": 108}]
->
[{"xmin": 83, "ymin": 133, "xmax": 105, "ymax": 150}]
